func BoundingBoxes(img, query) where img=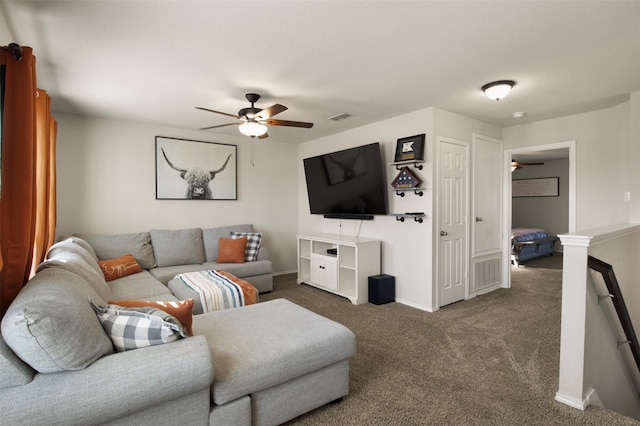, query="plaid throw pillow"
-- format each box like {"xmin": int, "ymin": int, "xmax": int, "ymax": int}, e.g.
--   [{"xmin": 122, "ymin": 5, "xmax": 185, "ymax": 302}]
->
[
  {"xmin": 91, "ymin": 301, "xmax": 188, "ymax": 352},
  {"xmin": 230, "ymin": 231, "xmax": 262, "ymax": 262}
]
